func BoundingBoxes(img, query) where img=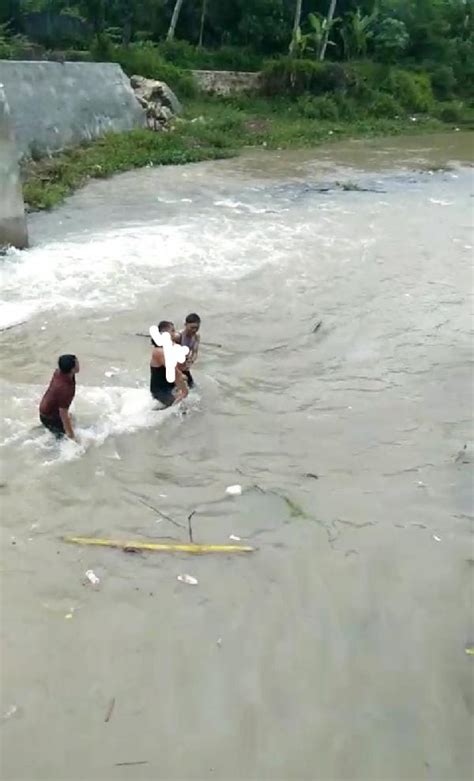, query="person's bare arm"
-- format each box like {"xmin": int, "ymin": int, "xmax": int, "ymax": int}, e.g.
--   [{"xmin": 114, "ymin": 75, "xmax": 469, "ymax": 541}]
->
[
  {"xmin": 174, "ymin": 366, "xmax": 188, "ymax": 401},
  {"xmin": 190, "ymin": 334, "xmax": 200, "ymax": 364},
  {"xmin": 59, "ymin": 408, "xmax": 75, "ymax": 440}
]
